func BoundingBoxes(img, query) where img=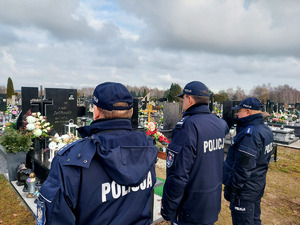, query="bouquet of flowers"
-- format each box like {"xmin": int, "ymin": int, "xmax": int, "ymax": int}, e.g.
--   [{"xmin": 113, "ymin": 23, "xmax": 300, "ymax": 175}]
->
[
  {"xmin": 6, "ymin": 104, "xmax": 19, "ymax": 115},
  {"xmin": 145, "ymin": 122, "xmax": 170, "ymax": 151},
  {"xmin": 23, "ymin": 110, "xmax": 53, "ymax": 138}
]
